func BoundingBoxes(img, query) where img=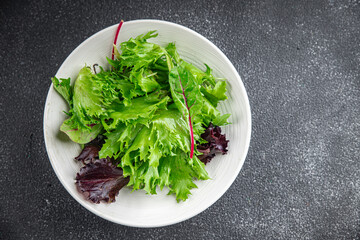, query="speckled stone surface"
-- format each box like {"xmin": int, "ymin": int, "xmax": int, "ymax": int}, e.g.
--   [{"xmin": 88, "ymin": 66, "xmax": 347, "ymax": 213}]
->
[{"xmin": 1, "ymin": 0, "xmax": 359, "ymax": 239}]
